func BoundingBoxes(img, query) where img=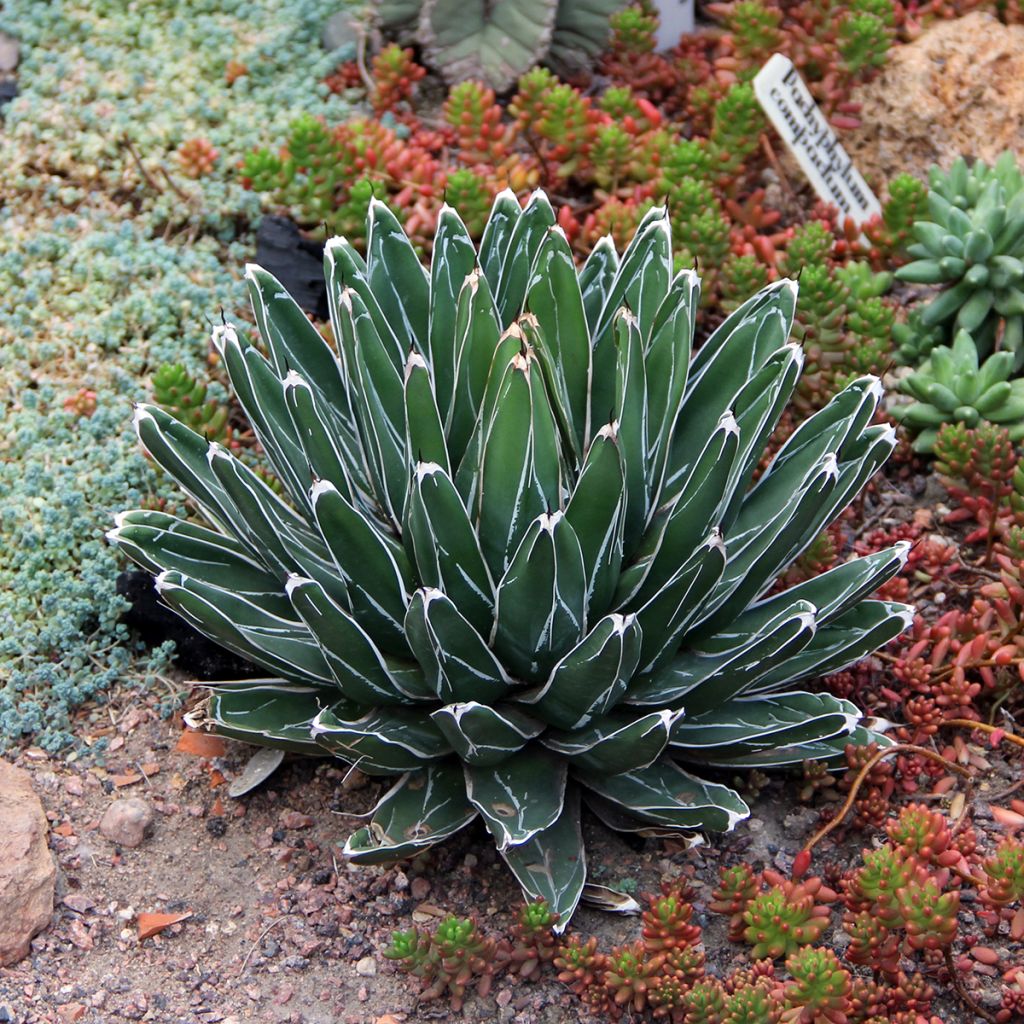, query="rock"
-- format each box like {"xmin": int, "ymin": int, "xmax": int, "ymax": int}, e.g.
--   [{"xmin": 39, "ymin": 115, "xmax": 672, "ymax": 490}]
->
[
  {"xmin": 848, "ymin": 12, "xmax": 1024, "ymax": 188},
  {"xmin": 0, "ymin": 32, "xmax": 18, "ymax": 72},
  {"xmin": 355, "ymin": 956, "xmax": 377, "ymax": 977},
  {"xmin": 253, "ymin": 216, "xmax": 328, "ymax": 320},
  {"xmin": 0, "ymin": 762, "xmax": 56, "ymax": 966},
  {"xmin": 99, "ymin": 798, "xmax": 154, "ymax": 848},
  {"xmin": 322, "ymin": 10, "xmax": 361, "ymax": 53}
]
